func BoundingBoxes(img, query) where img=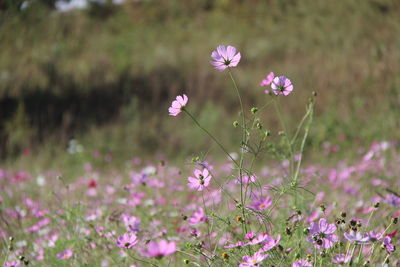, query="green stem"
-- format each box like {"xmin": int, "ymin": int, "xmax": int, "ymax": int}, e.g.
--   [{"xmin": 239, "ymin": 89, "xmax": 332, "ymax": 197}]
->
[{"xmin": 183, "ymin": 109, "xmax": 238, "ymax": 167}]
